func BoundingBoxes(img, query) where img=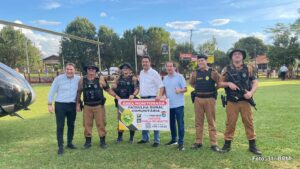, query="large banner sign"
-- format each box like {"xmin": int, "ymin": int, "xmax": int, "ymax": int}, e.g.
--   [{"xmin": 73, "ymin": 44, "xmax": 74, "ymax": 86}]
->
[{"xmin": 118, "ymin": 99, "xmax": 170, "ymax": 131}]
